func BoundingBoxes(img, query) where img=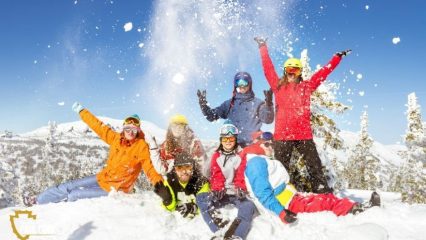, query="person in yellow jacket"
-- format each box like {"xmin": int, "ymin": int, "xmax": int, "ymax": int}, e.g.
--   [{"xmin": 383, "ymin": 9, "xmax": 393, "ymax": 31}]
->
[
  {"xmin": 153, "ymin": 151, "xmax": 210, "ymax": 219},
  {"xmin": 23, "ymin": 102, "xmax": 163, "ymax": 206}
]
